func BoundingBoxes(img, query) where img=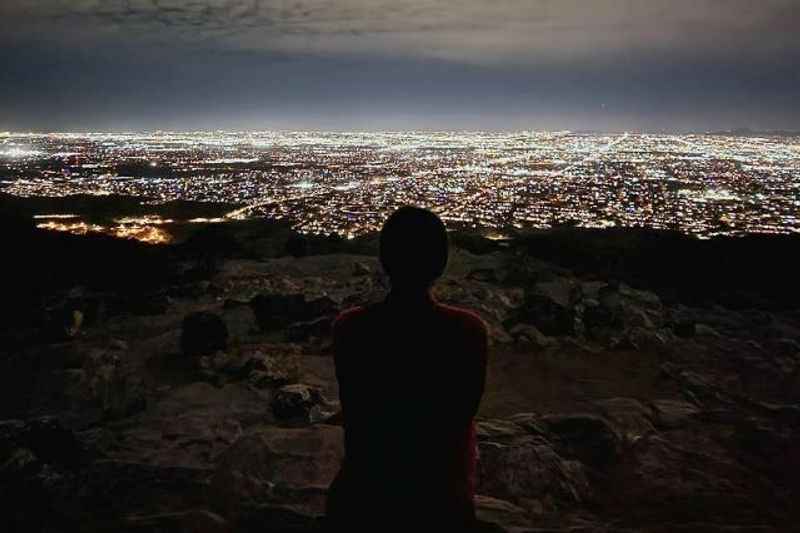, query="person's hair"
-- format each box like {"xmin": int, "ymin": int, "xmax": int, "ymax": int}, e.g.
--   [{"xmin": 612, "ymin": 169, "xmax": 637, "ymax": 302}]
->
[{"xmin": 379, "ymin": 206, "xmax": 449, "ymax": 288}]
